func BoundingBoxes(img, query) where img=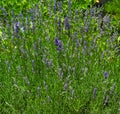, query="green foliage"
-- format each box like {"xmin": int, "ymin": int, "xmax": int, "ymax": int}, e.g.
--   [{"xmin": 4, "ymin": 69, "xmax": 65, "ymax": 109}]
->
[
  {"xmin": 104, "ymin": 0, "xmax": 120, "ymax": 29},
  {"xmin": 71, "ymin": 0, "xmax": 93, "ymax": 9},
  {"xmin": 0, "ymin": 0, "xmax": 39, "ymax": 15}
]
